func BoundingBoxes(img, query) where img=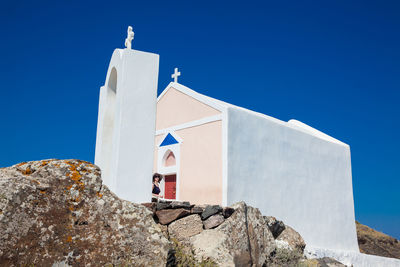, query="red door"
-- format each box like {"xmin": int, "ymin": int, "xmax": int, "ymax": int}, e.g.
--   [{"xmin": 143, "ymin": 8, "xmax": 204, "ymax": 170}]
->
[{"xmin": 164, "ymin": 175, "xmax": 176, "ymax": 199}]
